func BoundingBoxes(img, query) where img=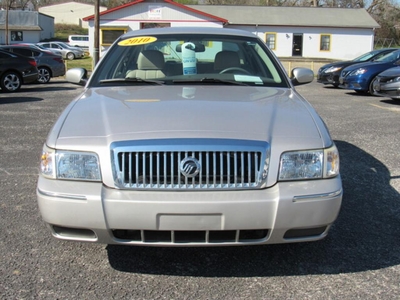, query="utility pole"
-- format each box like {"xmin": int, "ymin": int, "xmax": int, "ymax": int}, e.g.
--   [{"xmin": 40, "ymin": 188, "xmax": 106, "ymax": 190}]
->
[
  {"xmin": 5, "ymin": 0, "xmax": 9, "ymax": 45},
  {"xmin": 93, "ymin": 0, "xmax": 100, "ymax": 66}
]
